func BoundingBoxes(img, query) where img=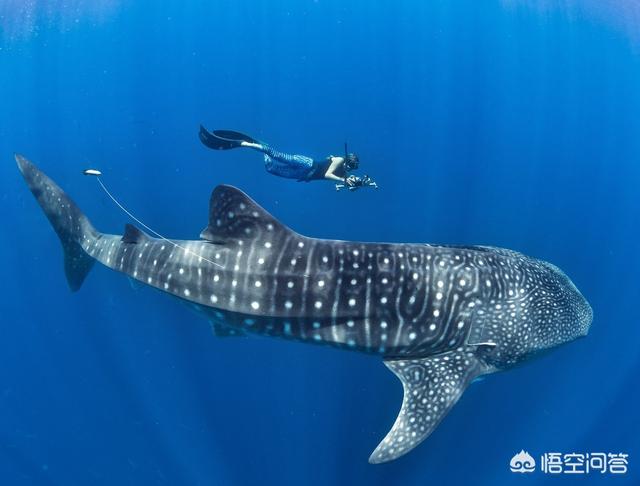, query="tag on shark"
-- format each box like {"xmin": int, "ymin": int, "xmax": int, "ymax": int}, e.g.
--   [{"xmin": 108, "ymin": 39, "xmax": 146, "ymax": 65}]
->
[{"xmin": 369, "ymin": 350, "xmax": 486, "ymax": 463}]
